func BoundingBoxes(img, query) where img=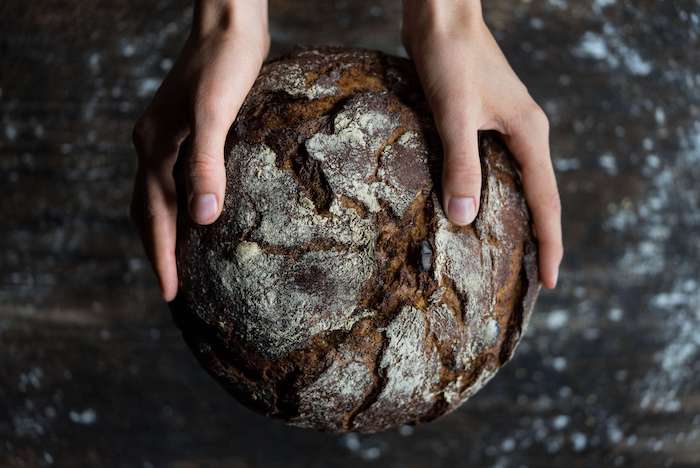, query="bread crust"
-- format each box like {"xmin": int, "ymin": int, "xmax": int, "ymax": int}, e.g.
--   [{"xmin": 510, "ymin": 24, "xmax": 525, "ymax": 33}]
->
[{"xmin": 170, "ymin": 46, "xmax": 540, "ymax": 433}]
